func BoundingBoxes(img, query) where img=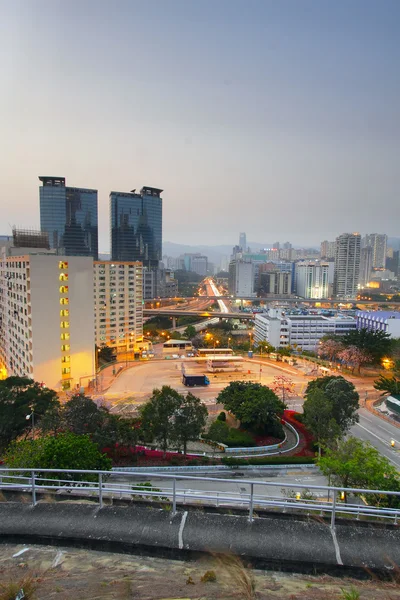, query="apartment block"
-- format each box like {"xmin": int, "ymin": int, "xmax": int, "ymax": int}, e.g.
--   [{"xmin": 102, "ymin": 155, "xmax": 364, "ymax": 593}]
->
[
  {"xmin": 333, "ymin": 233, "xmax": 361, "ymax": 298},
  {"xmin": 295, "ymin": 261, "xmax": 334, "ymax": 299},
  {"xmin": 94, "ymin": 261, "xmax": 143, "ymax": 354},
  {"xmin": 0, "ymin": 251, "xmax": 94, "ymax": 390}
]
